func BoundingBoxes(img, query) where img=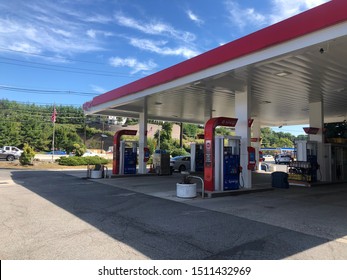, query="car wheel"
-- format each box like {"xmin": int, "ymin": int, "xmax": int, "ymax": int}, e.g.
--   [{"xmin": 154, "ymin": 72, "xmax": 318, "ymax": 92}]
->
[
  {"xmin": 6, "ymin": 155, "xmax": 15, "ymax": 161},
  {"xmin": 179, "ymin": 165, "xmax": 186, "ymax": 172}
]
